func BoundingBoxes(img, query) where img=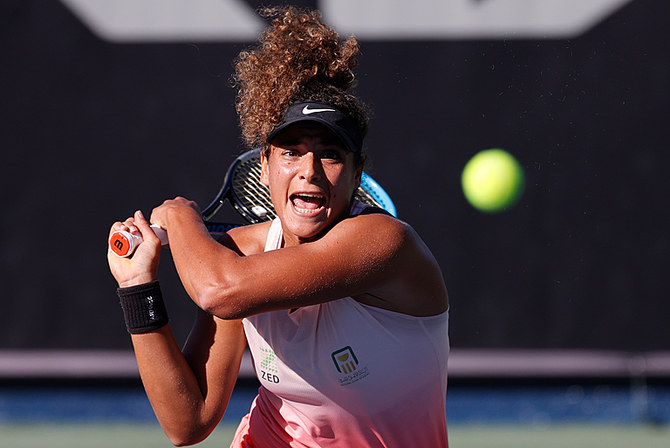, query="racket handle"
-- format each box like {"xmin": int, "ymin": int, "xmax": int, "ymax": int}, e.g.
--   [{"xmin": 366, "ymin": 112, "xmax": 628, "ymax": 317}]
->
[{"xmin": 109, "ymin": 225, "xmax": 168, "ymax": 258}]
